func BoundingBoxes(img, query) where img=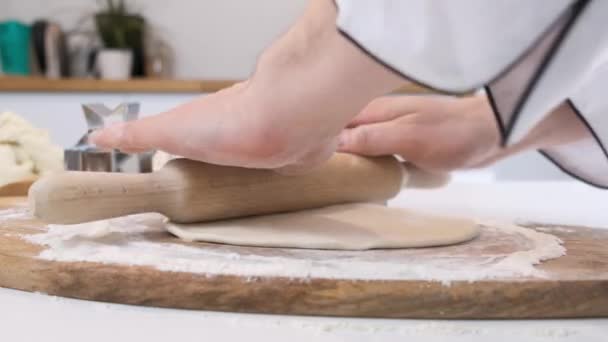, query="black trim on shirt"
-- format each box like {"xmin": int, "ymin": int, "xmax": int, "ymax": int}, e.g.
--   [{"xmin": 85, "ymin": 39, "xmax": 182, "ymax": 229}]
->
[
  {"xmin": 486, "ymin": 0, "xmax": 590, "ymax": 147},
  {"xmin": 335, "ymin": 0, "xmax": 591, "ymax": 147},
  {"xmin": 332, "ymin": 0, "xmax": 453, "ymax": 93},
  {"xmin": 539, "ymin": 99, "xmax": 608, "ymax": 189},
  {"xmin": 337, "ymin": 28, "xmax": 465, "ymax": 94},
  {"xmin": 334, "ymin": 0, "xmax": 589, "ymax": 96},
  {"xmin": 335, "ymin": 0, "xmax": 604, "ymax": 188},
  {"xmin": 485, "ymin": 86, "xmax": 507, "ymax": 146}
]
